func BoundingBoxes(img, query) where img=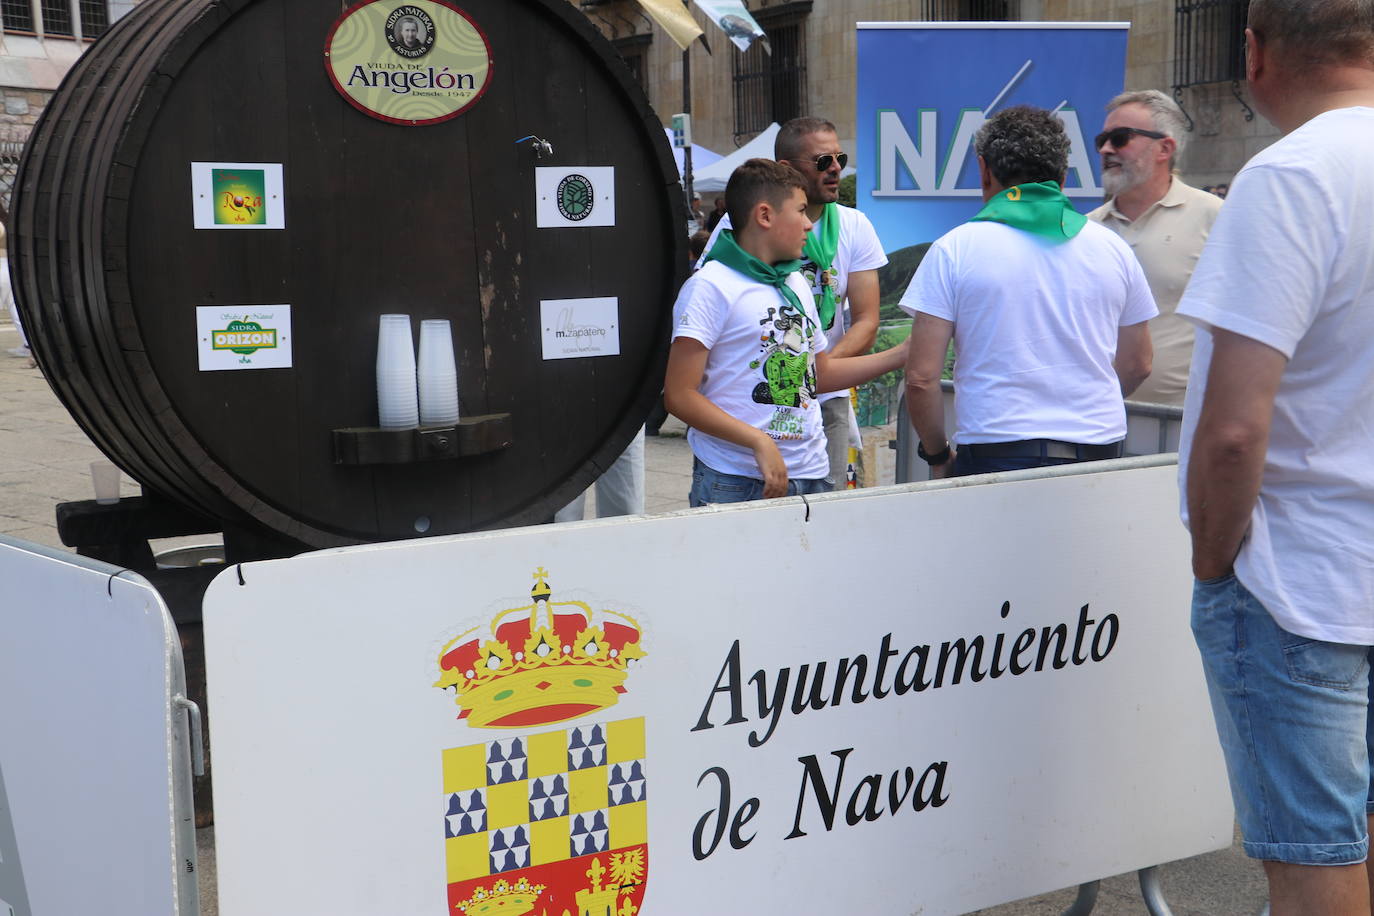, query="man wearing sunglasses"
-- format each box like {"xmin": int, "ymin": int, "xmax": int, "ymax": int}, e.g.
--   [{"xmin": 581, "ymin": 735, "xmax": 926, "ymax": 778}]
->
[
  {"xmin": 696, "ymin": 117, "xmax": 887, "ymax": 489},
  {"xmin": 1088, "ymin": 90, "xmax": 1222, "ymax": 407},
  {"xmin": 1181, "ymin": 1, "xmax": 1374, "ymax": 912}
]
